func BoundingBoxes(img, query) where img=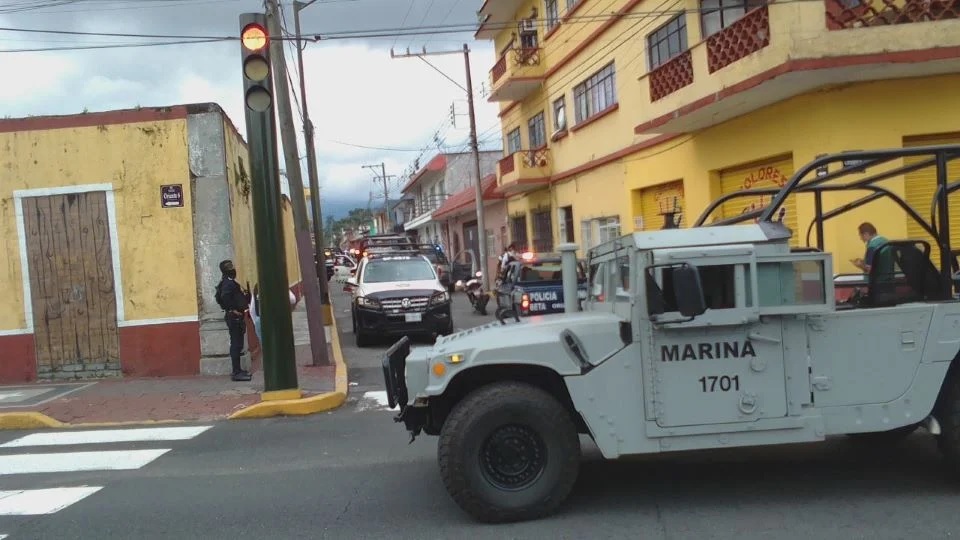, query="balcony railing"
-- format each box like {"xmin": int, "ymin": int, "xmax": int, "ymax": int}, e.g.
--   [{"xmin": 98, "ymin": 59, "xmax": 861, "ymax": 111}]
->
[
  {"xmin": 499, "ymin": 154, "xmax": 516, "ymax": 176},
  {"xmin": 492, "ymin": 55, "xmax": 508, "ymax": 84},
  {"xmin": 825, "ymin": 0, "xmax": 959, "ymax": 29},
  {"xmin": 706, "ymin": 5, "xmax": 771, "ymax": 73},
  {"xmin": 649, "ymin": 50, "xmax": 694, "ymax": 101},
  {"xmin": 488, "ymin": 47, "xmax": 545, "ymax": 102},
  {"xmin": 497, "ymin": 148, "xmax": 552, "ymax": 195},
  {"xmin": 399, "ymin": 193, "xmax": 449, "ymax": 224}
]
